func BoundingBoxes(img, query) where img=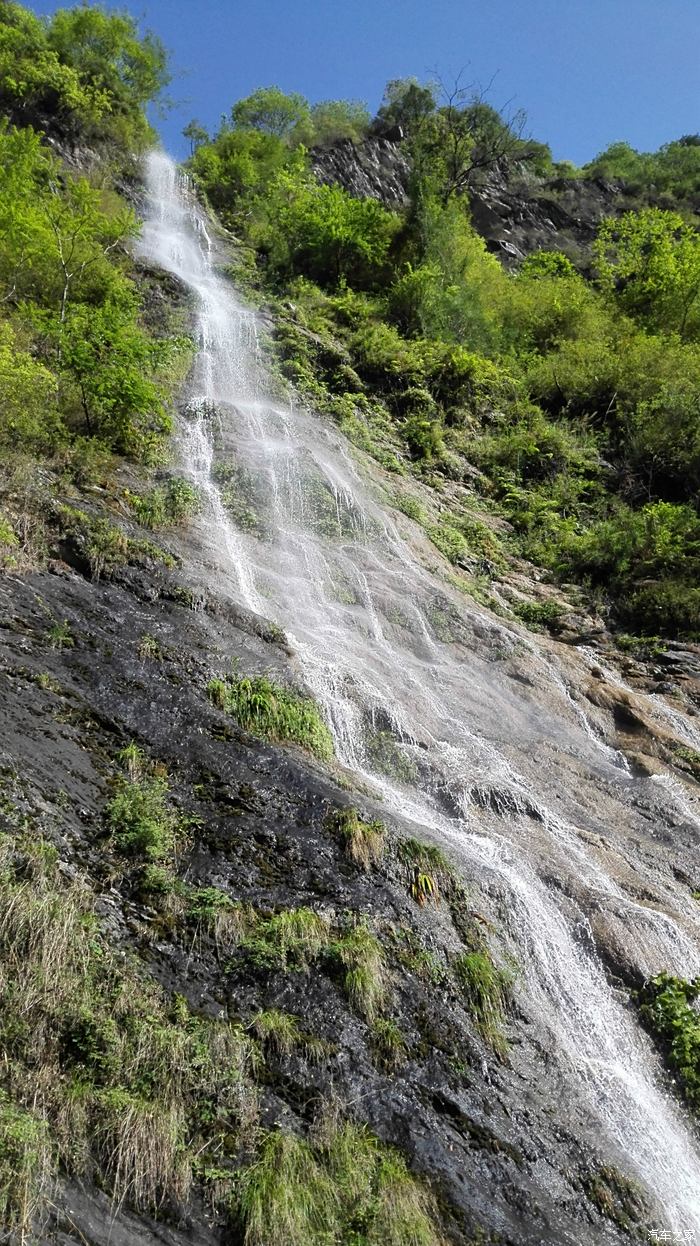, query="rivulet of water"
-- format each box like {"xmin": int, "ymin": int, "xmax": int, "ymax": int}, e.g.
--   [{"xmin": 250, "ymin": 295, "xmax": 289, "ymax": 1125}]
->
[{"xmin": 138, "ymin": 150, "xmax": 700, "ymax": 1238}]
